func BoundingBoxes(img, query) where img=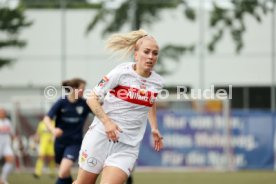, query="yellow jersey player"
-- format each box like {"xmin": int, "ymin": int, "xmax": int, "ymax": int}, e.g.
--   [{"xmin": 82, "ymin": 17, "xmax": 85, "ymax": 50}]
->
[{"xmin": 33, "ymin": 120, "xmax": 55, "ymax": 178}]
